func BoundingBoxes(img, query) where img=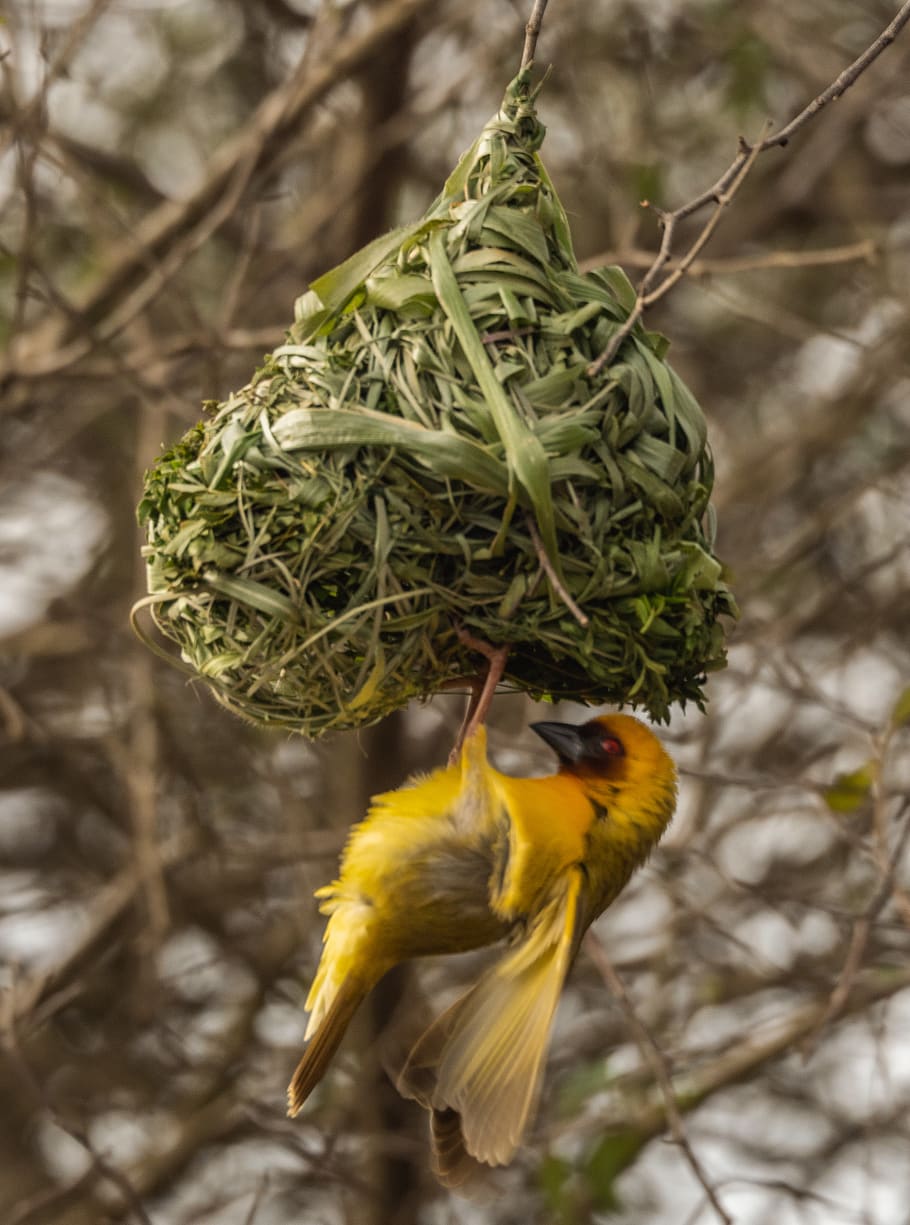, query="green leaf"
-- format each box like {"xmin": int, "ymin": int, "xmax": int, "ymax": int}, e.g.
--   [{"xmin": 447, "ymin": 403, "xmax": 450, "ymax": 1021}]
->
[
  {"xmin": 890, "ymin": 686, "xmax": 910, "ymax": 729},
  {"xmin": 824, "ymin": 763, "xmax": 875, "ymax": 813},
  {"xmin": 302, "ymin": 218, "xmax": 446, "ymax": 318},
  {"xmin": 534, "ymin": 154, "xmax": 577, "ymax": 266},
  {"xmin": 597, "ymin": 264, "xmax": 639, "ymax": 314},
  {"xmin": 161, "ymin": 519, "xmax": 208, "ymax": 558},
  {"xmin": 364, "ymin": 272, "xmax": 436, "ymax": 312},
  {"xmin": 203, "ymin": 572, "xmax": 299, "ymax": 624},
  {"xmin": 539, "ymin": 1154, "xmax": 575, "ymax": 1224},
  {"xmin": 428, "ymin": 229, "xmax": 563, "ymax": 576},
  {"xmin": 270, "ymin": 406, "xmax": 510, "ymax": 495},
  {"xmin": 481, "ymin": 204, "xmax": 551, "ymax": 267},
  {"xmin": 584, "ymin": 1130, "xmax": 646, "ymax": 1210},
  {"xmin": 451, "ymin": 246, "xmax": 558, "ymax": 298}
]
